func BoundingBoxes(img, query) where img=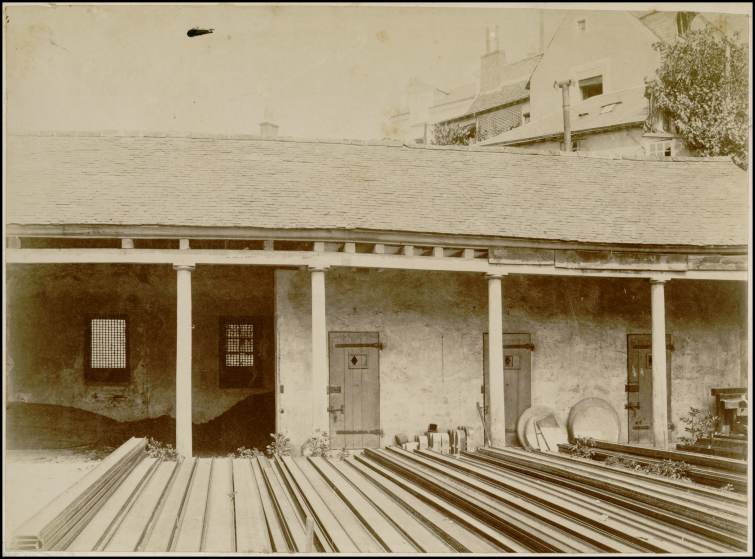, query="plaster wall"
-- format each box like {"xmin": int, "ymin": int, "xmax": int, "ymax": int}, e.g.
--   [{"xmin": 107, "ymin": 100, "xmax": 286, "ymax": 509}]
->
[
  {"xmin": 6, "ymin": 264, "xmax": 275, "ymax": 424},
  {"xmin": 276, "ymin": 269, "xmax": 746, "ymax": 451}
]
